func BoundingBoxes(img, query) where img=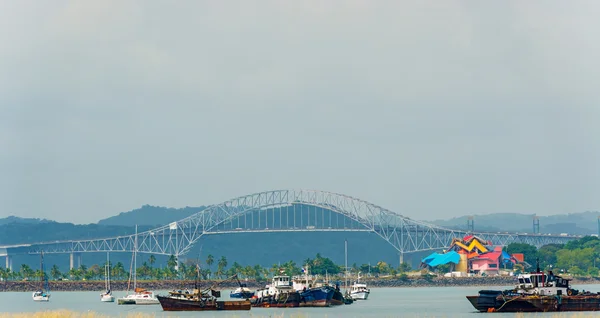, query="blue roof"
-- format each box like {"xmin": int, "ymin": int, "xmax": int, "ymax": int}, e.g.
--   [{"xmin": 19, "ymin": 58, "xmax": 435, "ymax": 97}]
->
[
  {"xmin": 502, "ymin": 250, "xmax": 512, "ymax": 263},
  {"xmin": 421, "ymin": 251, "xmax": 460, "ymax": 267}
]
